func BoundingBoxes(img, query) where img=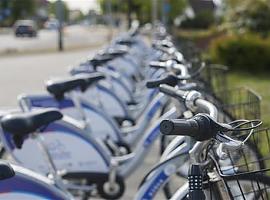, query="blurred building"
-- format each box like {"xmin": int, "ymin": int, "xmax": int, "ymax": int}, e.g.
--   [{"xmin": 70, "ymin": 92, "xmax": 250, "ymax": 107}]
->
[
  {"xmin": 189, "ymin": 0, "xmax": 216, "ymax": 15},
  {"xmin": 174, "ymin": 0, "xmax": 222, "ymax": 27},
  {"xmin": 69, "ymin": 9, "xmax": 83, "ymax": 23}
]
